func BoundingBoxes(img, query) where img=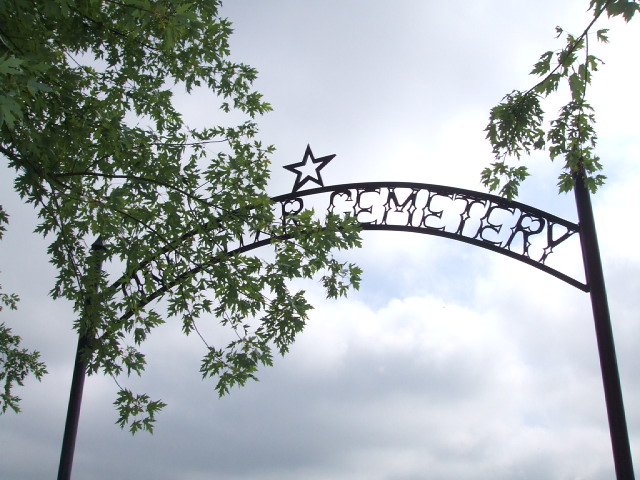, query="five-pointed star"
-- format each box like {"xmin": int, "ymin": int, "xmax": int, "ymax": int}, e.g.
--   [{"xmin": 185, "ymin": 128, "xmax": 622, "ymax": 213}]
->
[{"xmin": 283, "ymin": 145, "xmax": 336, "ymax": 192}]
